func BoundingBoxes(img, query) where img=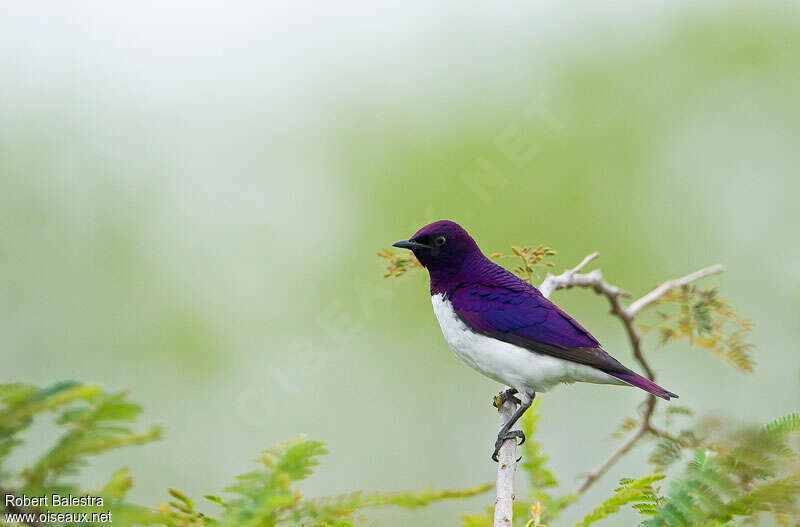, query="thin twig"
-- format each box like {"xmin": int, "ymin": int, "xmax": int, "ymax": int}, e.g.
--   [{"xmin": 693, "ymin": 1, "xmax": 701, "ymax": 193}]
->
[
  {"xmin": 572, "ymin": 251, "xmax": 600, "ymax": 273},
  {"xmin": 626, "ymin": 264, "xmax": 725, "ymax": 318}
]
